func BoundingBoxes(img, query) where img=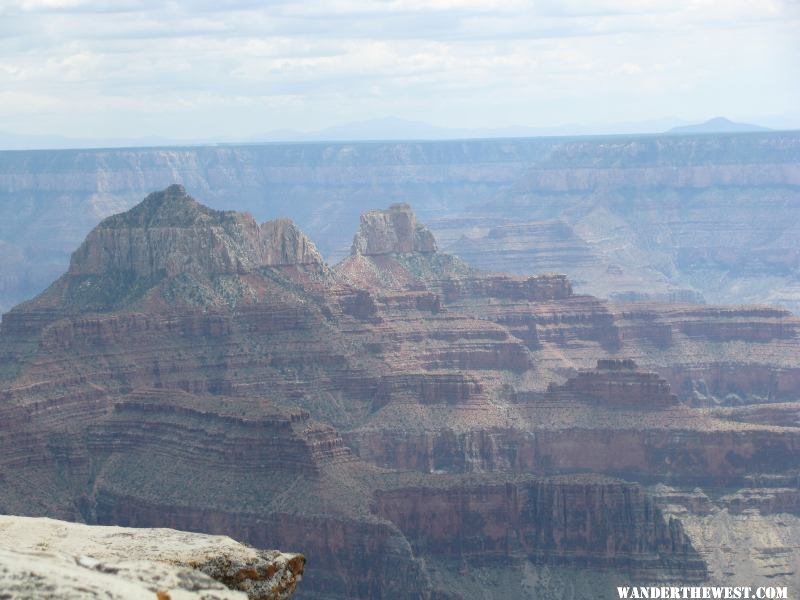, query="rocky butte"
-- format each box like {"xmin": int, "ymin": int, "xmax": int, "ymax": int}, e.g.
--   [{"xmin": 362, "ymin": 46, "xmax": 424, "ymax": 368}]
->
[{"xmin": 1, "ymin": 185, "xmax": 799, "ymax": 598}]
